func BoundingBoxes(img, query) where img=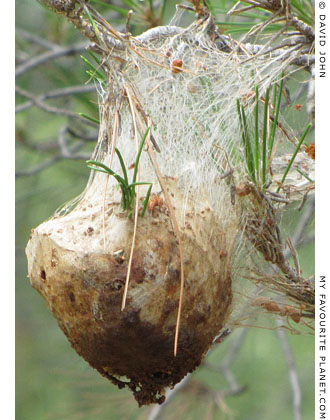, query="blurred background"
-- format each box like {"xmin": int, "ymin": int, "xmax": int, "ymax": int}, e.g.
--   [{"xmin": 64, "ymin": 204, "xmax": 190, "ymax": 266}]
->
[{"xmin": 16, "ymin": 1, "xmax": 314, "ymax": 419}]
